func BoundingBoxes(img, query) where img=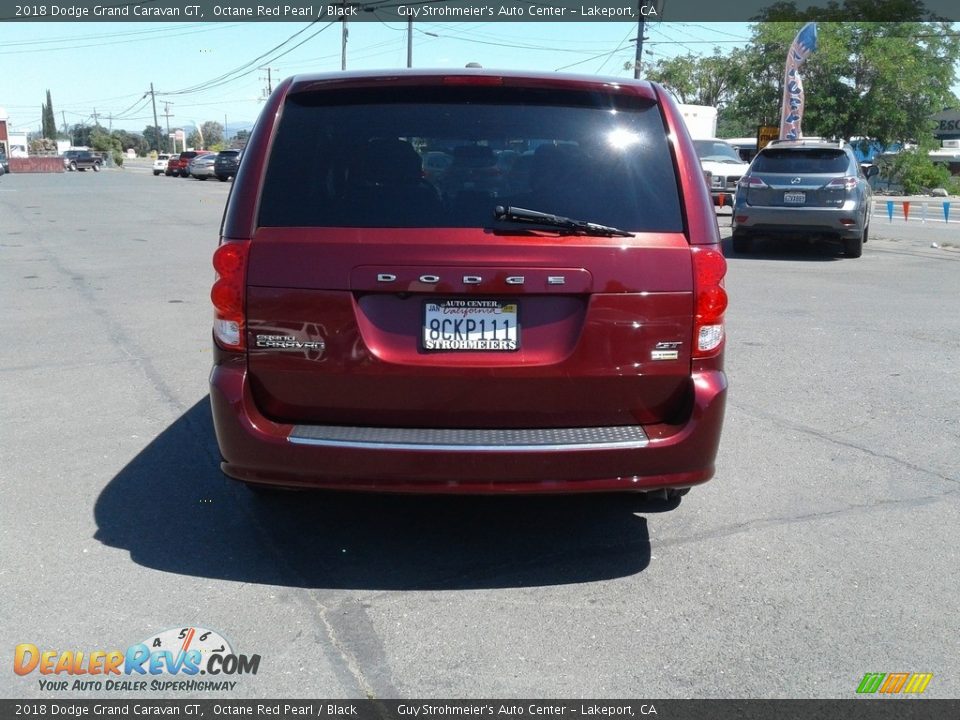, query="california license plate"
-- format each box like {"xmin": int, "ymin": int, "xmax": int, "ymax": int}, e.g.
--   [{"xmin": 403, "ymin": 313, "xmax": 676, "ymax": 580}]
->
[
  {"xmin": 783, "ymin": 191, "xmax": 806, "ymax": 204},
  {"xmin": 423, "ymin": 299, "xmax": 519, "ymax": 351}
]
